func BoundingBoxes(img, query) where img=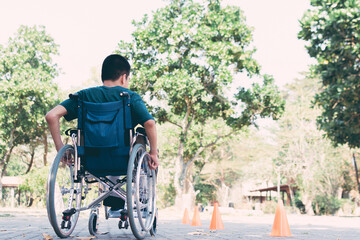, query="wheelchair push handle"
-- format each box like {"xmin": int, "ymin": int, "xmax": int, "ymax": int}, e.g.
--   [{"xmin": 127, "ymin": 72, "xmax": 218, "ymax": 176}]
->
[
  {"xmin": 119, "ymin": 92, "xmax": 129, "ymax": 98},
  {"xmin": 69, "ymin": 93, "xmax": 79, "ymax": 101}
]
